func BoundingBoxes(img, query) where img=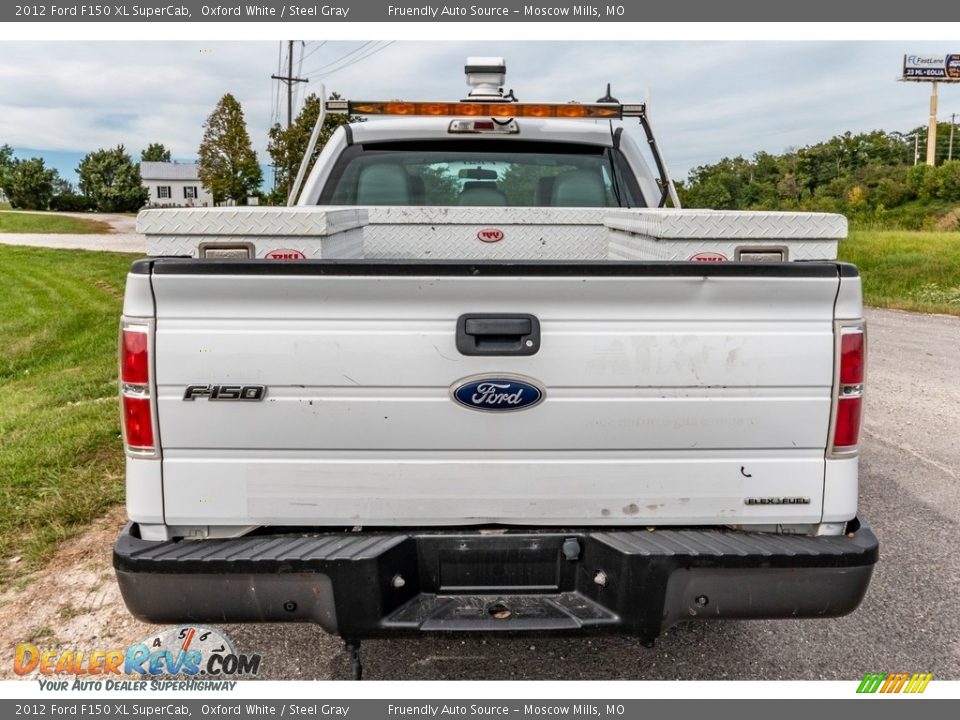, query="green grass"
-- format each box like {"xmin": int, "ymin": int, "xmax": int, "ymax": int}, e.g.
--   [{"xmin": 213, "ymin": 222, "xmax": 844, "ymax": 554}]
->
[
  {"xmin": 0, "ymin": 210, "xmax": 111, "ymax": 235},
  {"xmin": 839, "ymin": 230, "xmax": 960, "ymax": 315},
  {"xmin": 849, "ymin": 201, "xmax": 960, "ymax": 232},
  {"xmin": 0, "ymin": 244, "xmax": 138, "ymax": 581}
]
